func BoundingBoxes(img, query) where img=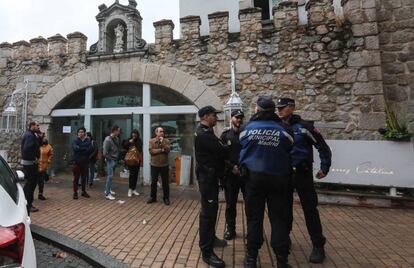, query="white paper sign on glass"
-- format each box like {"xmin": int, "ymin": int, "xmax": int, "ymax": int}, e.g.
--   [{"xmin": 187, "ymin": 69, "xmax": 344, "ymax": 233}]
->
[{"xmin": 62, "ymin": 126, "xmax": 71, "ymax": 133}]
